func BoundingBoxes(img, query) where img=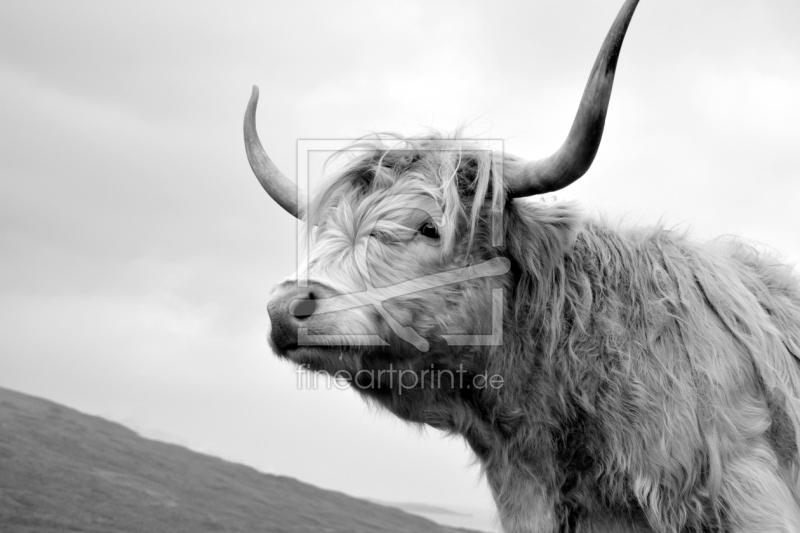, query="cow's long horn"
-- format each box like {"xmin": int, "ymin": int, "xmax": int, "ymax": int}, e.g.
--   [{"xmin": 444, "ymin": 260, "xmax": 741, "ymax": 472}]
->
[
  {"xmin": 244, "ymin": 86, "xmax": 304, "ymax": 219},
  {"xmin": 508, "ymin": 0, "xmax": 639, "ymax": 197}
]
